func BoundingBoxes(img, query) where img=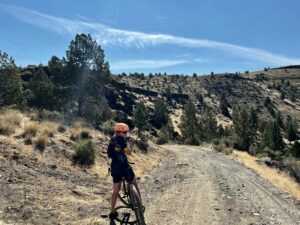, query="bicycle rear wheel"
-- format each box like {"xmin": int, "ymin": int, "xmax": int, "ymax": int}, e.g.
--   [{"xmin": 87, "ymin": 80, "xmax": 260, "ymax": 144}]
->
[
  {"xmin": 130, "ymin": 184, "xmax": 146, "ymax": 225},
  {"xmin": 118, "ymin": 181, "xmax": 130, "ymax": 207}
]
